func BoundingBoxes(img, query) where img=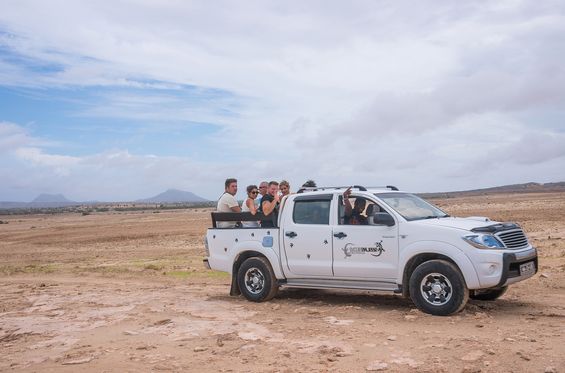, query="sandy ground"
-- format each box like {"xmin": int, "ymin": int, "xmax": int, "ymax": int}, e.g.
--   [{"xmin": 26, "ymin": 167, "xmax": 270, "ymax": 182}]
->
[{"xmin": 1, "ymin": 193, "xmax": 564, "ymax": 372}]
